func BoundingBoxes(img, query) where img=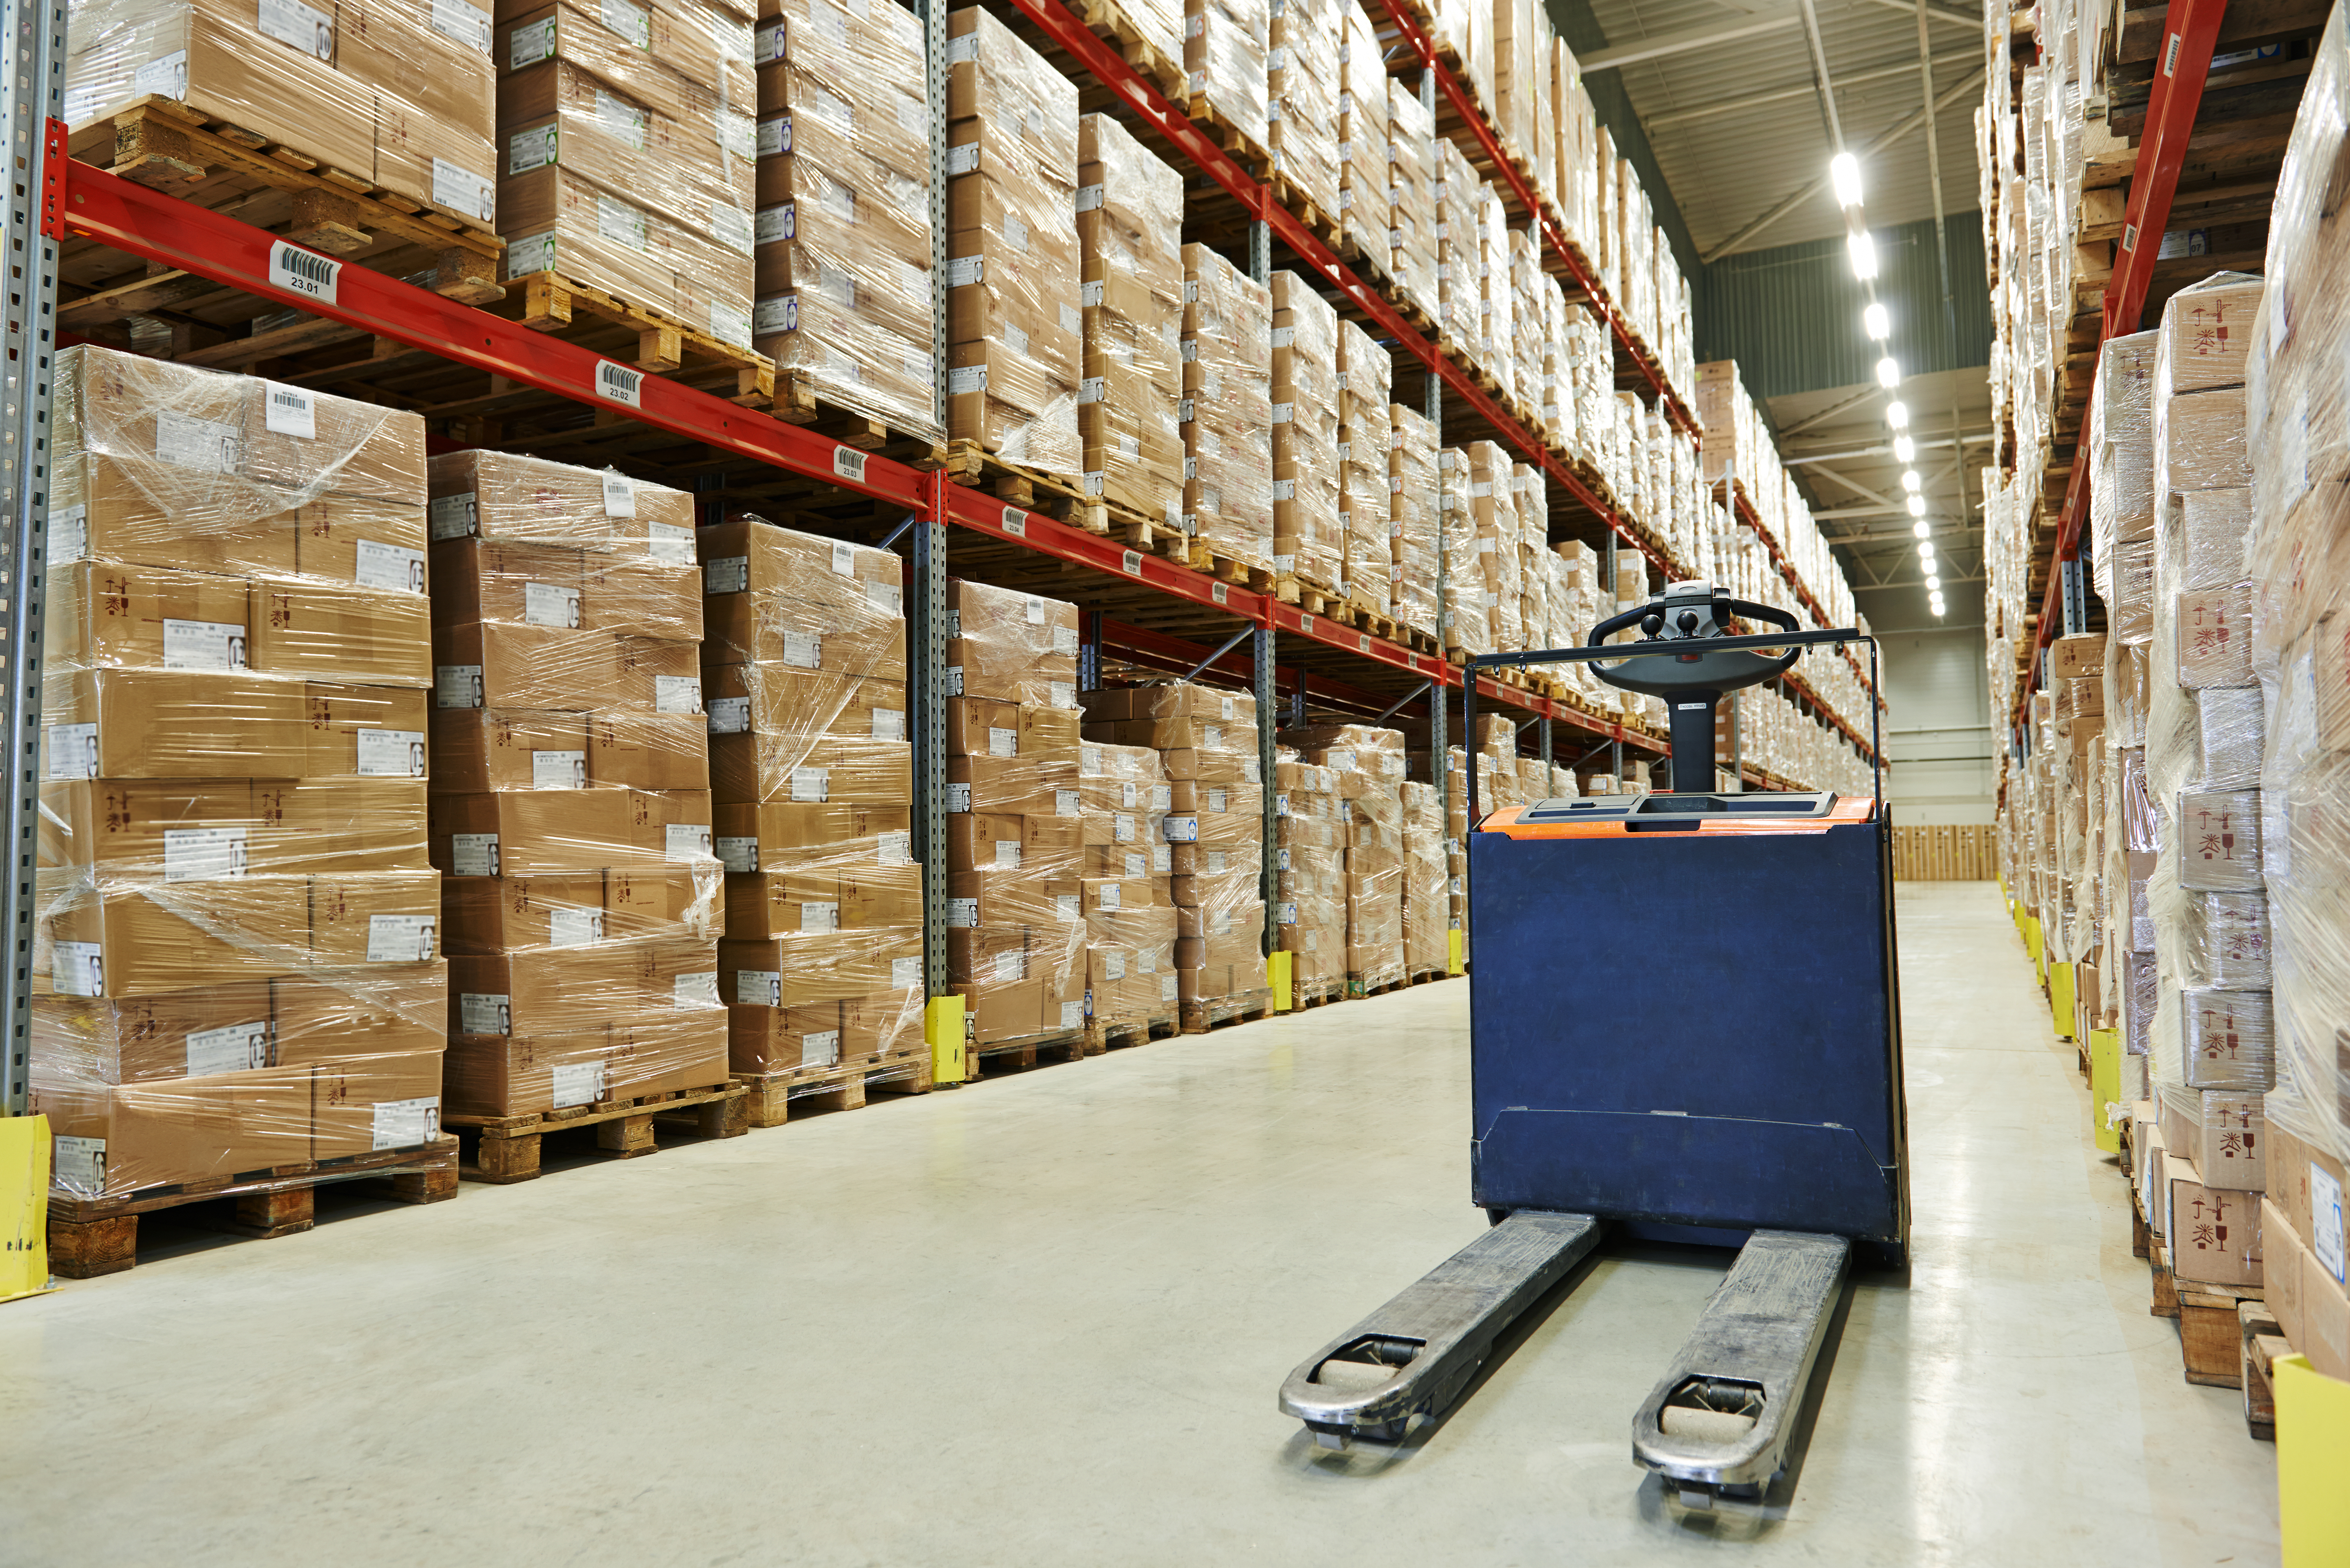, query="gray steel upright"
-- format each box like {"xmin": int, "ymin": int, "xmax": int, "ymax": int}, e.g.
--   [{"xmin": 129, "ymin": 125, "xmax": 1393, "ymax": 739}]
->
[
  {"xmin": 0, "ymin": 0, "xmax": 61, "ymax": 1115},
  {"xmin": 915, "ymin": 0, "xmax": 949, "ymax": 994},
  {"xmin": 1424, "ymin": 62, "xmax": 1448, "ymax": 898},
  {"xmin": 1255, "ymin": 626, "xmax": 1277, "ymax": 957}
]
